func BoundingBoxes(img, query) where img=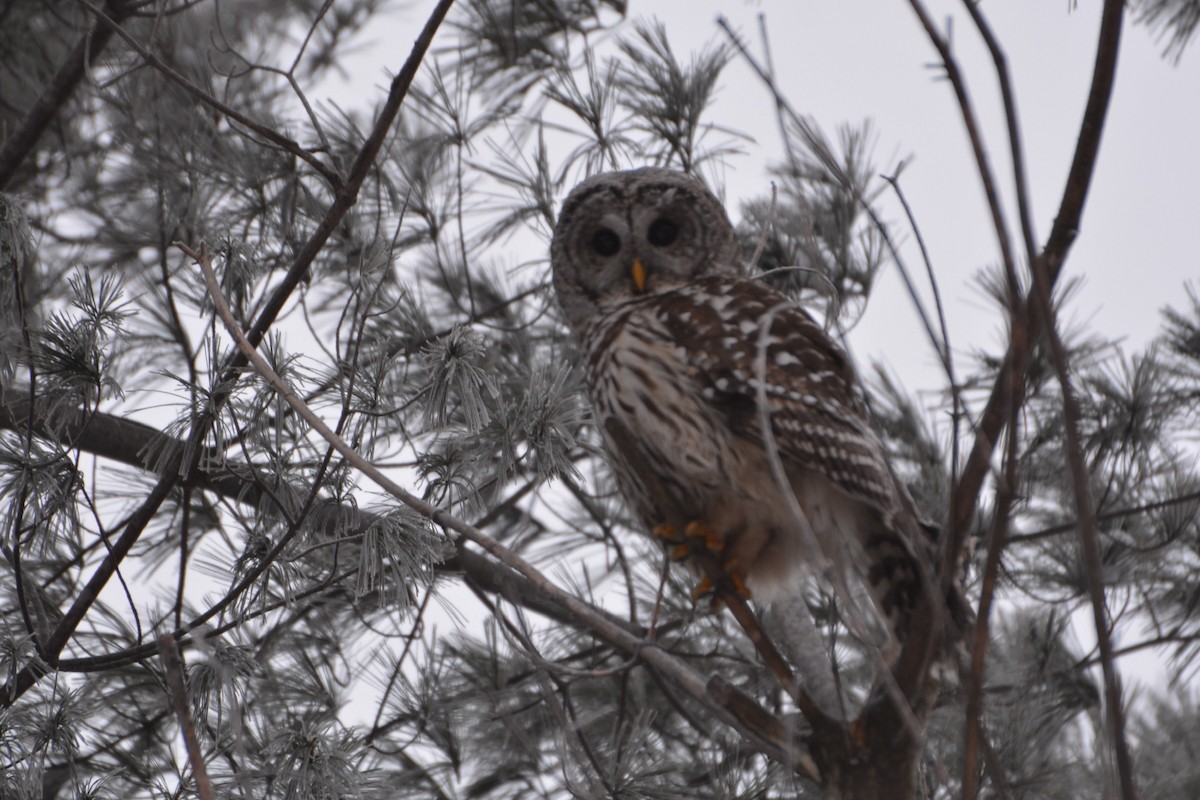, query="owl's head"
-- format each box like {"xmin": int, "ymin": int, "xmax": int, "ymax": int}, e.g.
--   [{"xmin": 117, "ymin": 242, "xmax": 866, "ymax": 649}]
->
[{"xmin": 550, "ymin": 168, "xmax": 742, "ymax": 333}]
